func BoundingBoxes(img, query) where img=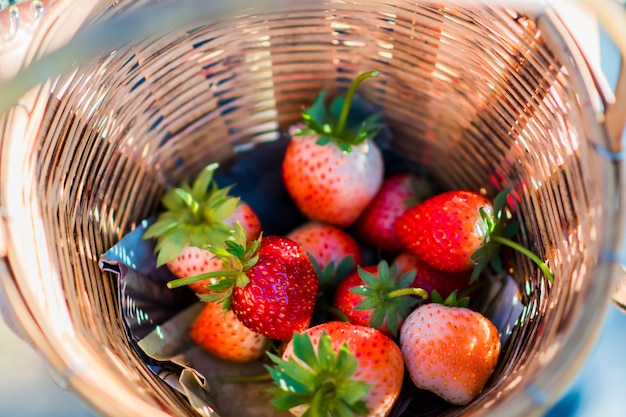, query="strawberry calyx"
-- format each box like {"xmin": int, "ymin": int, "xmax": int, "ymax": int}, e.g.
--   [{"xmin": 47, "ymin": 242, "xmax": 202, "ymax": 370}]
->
[
  {"xmin": 294, "ymin": 71, "xmax": 381, "ymax": 153},
  {"xmin": 167, "ymin": 223, "xmax": 262, "ymax": 310},
  {"xmin": 429, "ymin": 289, "xmax": 470, "ymax": 308},
  {"xmin": 267, "ymin": 331, "xmax": 372, "ymax": 416},
  {"xmin": 470, "ymin": 189, "xmax": 554, "ymax": 283},
  {"xmin": 402, "ymin": 175, "xmax": 435, "ymax": 208},
  {"xmin": 420, "ymin": 273, "xmax": 492, "ymax": 309},
  {"xmin": 310, "ymin": 255, "xmax": 356, "ymax": 324},
  {"xmin": 143, "ymin": 162, "xmax": 241, "ymax": 267},
  {"xmin": 350, "ymin": 260, "xmax": 428, "ymax": 338},
  {"xmin": 309, "ymin": 254, "xmax": 357, "ymax": 291}
]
